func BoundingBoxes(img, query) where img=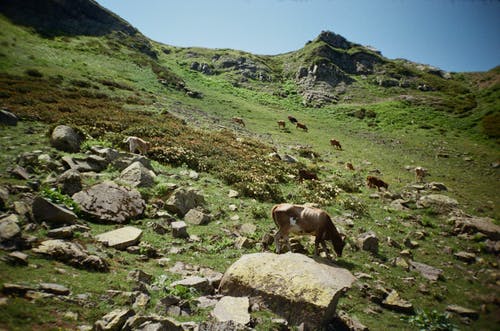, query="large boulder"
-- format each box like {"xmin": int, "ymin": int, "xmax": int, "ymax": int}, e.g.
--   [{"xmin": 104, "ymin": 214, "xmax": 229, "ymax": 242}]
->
[
  {"xmin": 32, "ymin": 196, "xmax": 77, "ymax": 227},
  {"xmin": 33, "ymin": 239, "xmax": 108, "ymax": 272},
  {"xmin": 72, "ymin": 181, "xmax": 145, "ymax": 223},
  {"xmin": 56, "ymin": 169, "xmax": 83, "ymax": 195},
  {"xmin": 50, "ymin": 125, "xmax": 84, "ymax": 153},
  {"xmin": 219, "ymin": 252, "xmax": 356, "ymax": 329},
  {"xmin": 165, "ymin": 188, "xmax": 205, "ymax": 217},
  {"xmin": 119, "ymin": 161, "xmax": 156, "ymax": 188},
  {"xmin": 417, "ymin": 194, "xmax": 459, "ymax": 214},
  {"xmin": 451, "ymin": 214, "xmax": 500, "ymax": 241},
  {"xmin": 0, "ymin": 109, "xmax": 18, "ymax": 126}
]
